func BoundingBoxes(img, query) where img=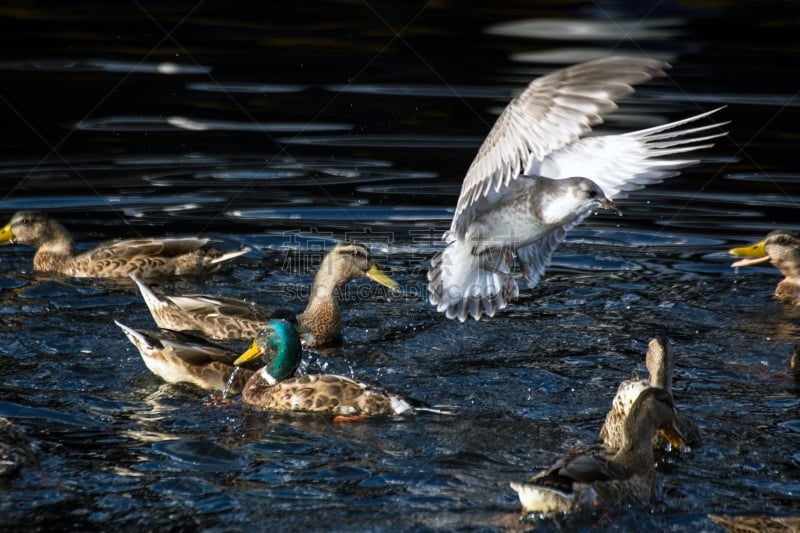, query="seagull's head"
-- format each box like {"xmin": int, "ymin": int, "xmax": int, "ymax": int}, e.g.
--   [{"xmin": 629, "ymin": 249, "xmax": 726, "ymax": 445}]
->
[{"xmin": 540, "ymin": 176, "xmax": 619, "ymax": 225}]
